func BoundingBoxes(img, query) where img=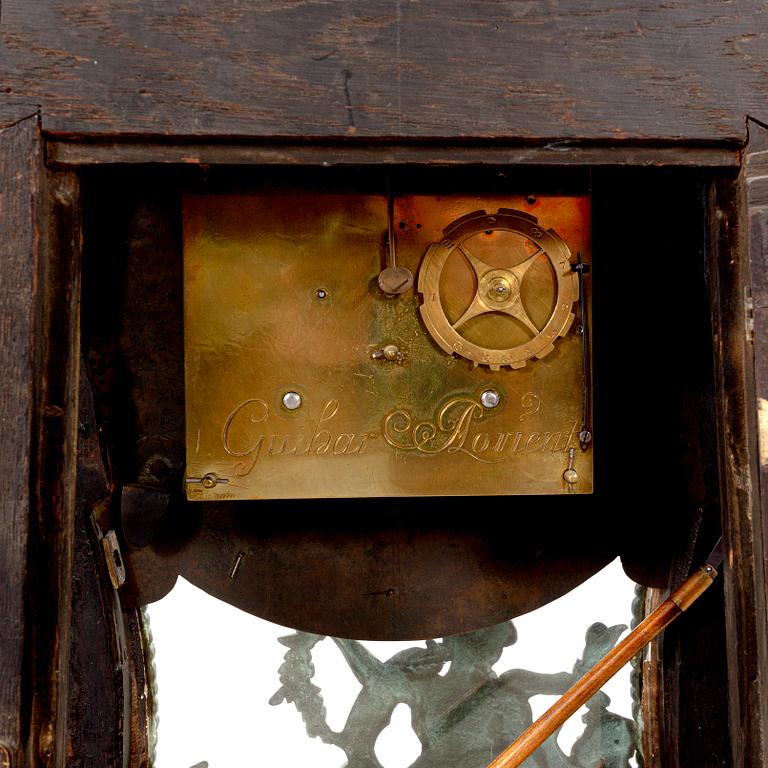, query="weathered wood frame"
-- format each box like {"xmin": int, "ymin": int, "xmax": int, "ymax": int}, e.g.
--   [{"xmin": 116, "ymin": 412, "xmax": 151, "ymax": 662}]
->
[{"xmin": 2, "ymin": 120, "xmax": 766, "ymax": 768}]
